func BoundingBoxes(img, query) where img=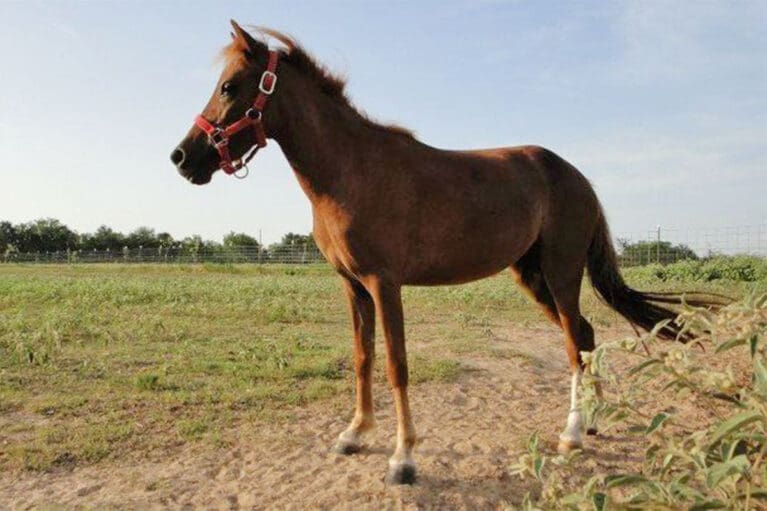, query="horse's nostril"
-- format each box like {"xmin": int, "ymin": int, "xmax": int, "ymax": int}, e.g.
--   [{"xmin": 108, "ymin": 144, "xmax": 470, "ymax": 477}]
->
[{"xmin": 170, "ymin": 147, "xmax": 186, "ymax": 167}]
